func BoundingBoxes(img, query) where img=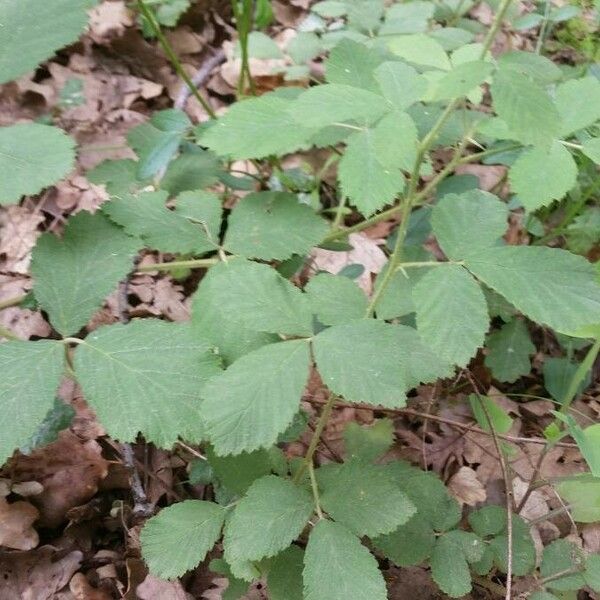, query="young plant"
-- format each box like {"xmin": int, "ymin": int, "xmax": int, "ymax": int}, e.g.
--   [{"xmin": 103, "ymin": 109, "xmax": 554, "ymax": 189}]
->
[{"xmin": 1, "ymin": 0, "xmax": 600, "ymax": 598}]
